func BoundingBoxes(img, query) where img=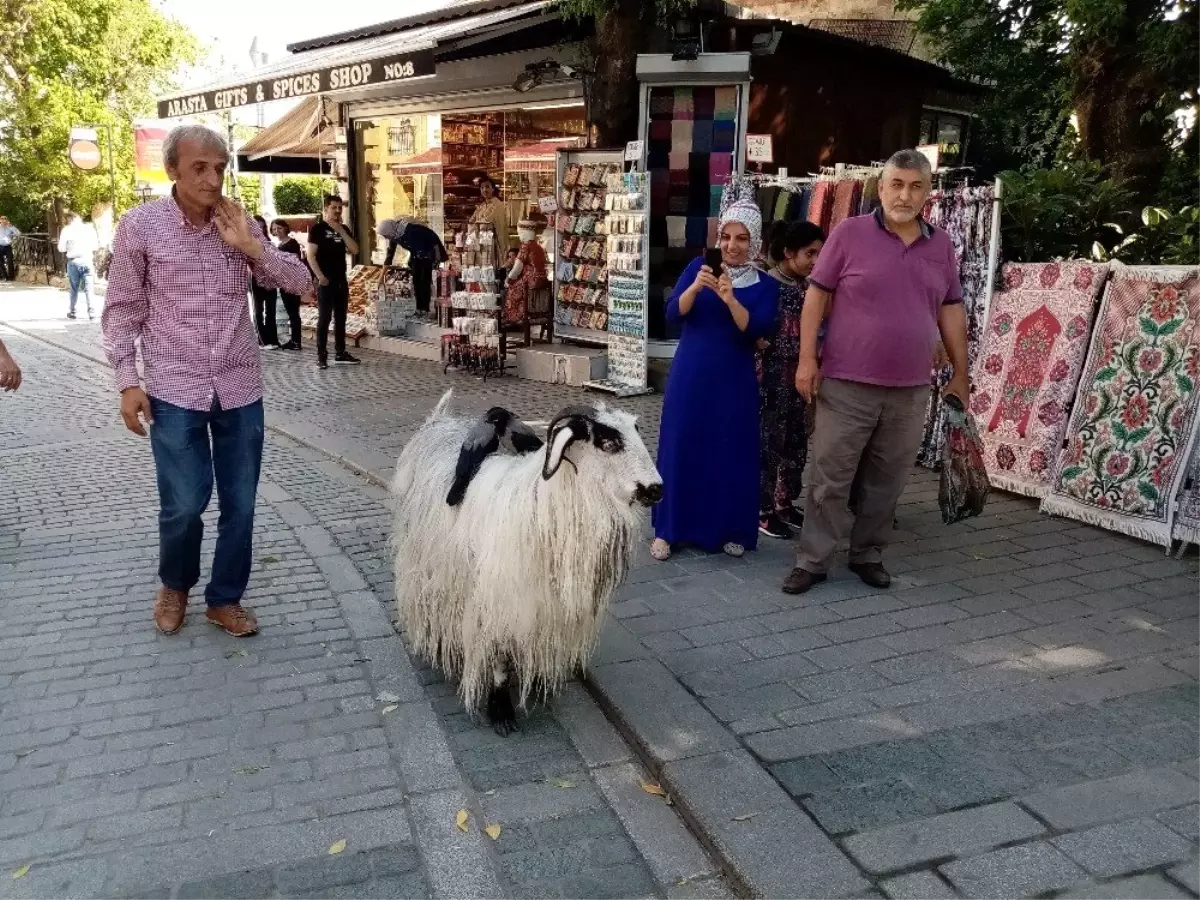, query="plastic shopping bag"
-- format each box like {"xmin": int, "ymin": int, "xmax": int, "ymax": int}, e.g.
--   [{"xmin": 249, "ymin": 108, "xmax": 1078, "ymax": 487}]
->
[{"xmin": 939, "ymin": 394, "xmax": 989, "ymax": 525}]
